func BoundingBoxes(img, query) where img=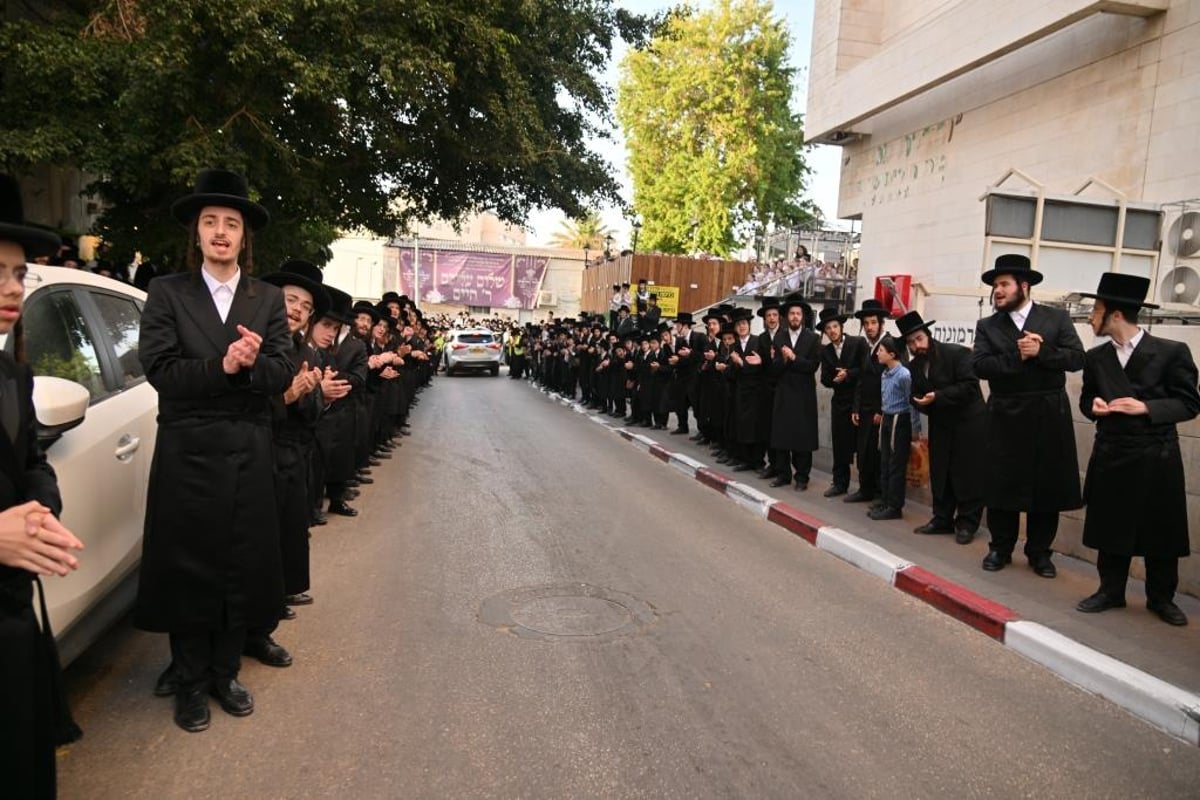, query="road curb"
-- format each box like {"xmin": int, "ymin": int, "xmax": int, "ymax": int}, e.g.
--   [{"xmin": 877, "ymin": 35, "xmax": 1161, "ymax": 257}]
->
[{"xmin": 535, "ymin": 385, "xmax": 1200, "ymax": 745}]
